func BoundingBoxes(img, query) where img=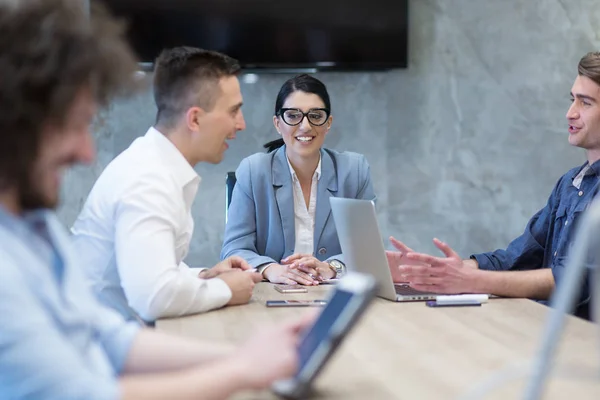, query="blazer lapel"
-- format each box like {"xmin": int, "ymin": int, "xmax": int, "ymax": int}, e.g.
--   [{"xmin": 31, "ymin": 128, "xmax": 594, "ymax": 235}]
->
[
  {"xmin": 272, "ymin": 147, "xmax": 295, "ymax": 257},
  {"xmin": 313, "ymin": 149, "xmax": 338, "ymax": 250}
]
